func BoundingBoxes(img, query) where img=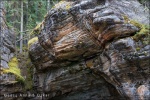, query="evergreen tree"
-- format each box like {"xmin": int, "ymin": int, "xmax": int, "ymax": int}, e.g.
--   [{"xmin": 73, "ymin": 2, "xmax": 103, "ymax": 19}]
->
[{"xmin": 4, "ymin": 0, "xmax": 60, "ymax": 53}]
